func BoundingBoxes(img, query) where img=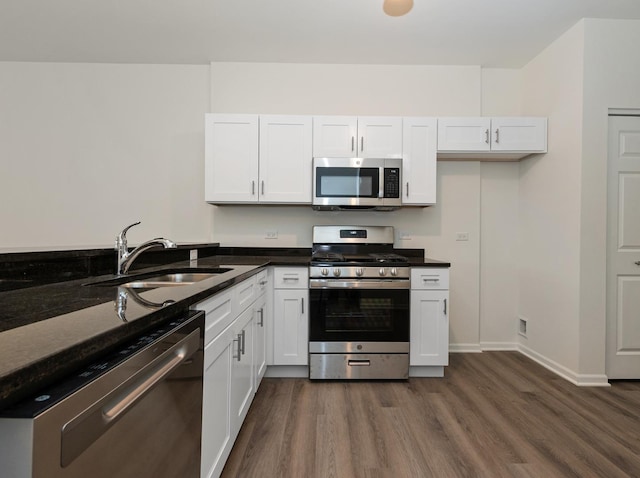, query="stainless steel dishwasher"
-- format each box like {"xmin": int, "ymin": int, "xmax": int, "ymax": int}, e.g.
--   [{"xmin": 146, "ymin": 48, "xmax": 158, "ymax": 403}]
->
[{"xmin": 0, "ymin": 310, "xmax": 204, "ymax": 478}]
